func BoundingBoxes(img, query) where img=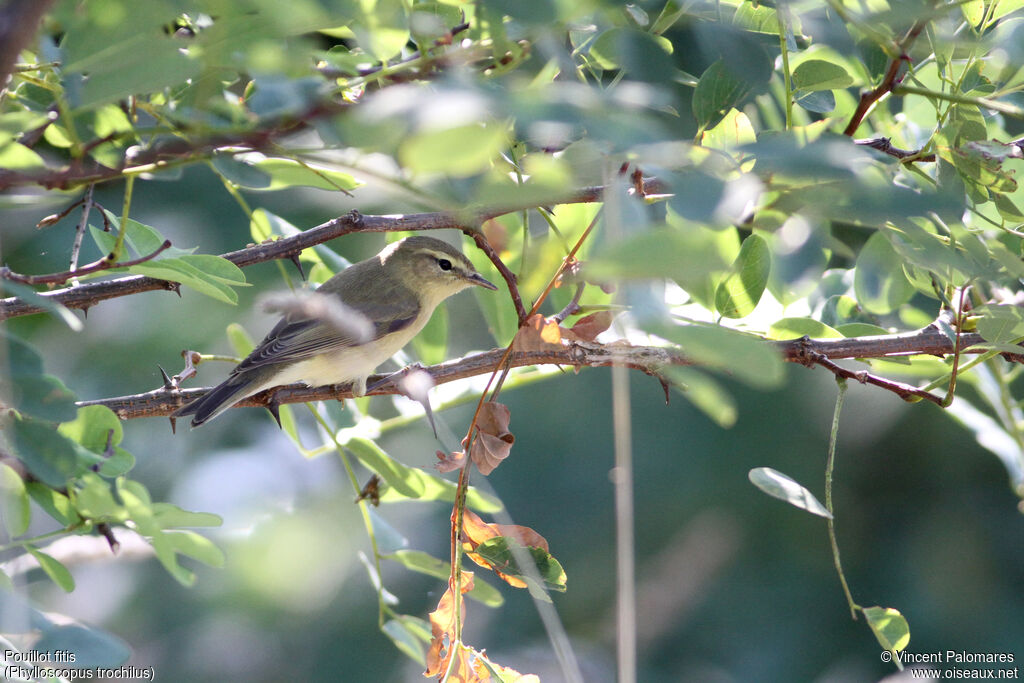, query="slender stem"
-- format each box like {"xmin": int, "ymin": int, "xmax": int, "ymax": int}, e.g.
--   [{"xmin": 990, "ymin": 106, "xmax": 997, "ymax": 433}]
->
[
  {"xmin": 825, "ymin": 378, "xmax": 858, "ymax": 619},
  {"xmin": 69, "ymin": 185, "xmax": 95, "ymax": 286},
  {"xmin": 108, "ymin": 176, "xmax": 136, "ymax": 264},
  {"xmin": 312, "ymin": 408, "xmax": 389, "ymax": 629},
  {"xmin": 777, "ymin": 4, "xmax": 794, "ymax": 131},
  {"xmin": 894, "ymin": 84, "xmax": 1024, "ymax": 118}
]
